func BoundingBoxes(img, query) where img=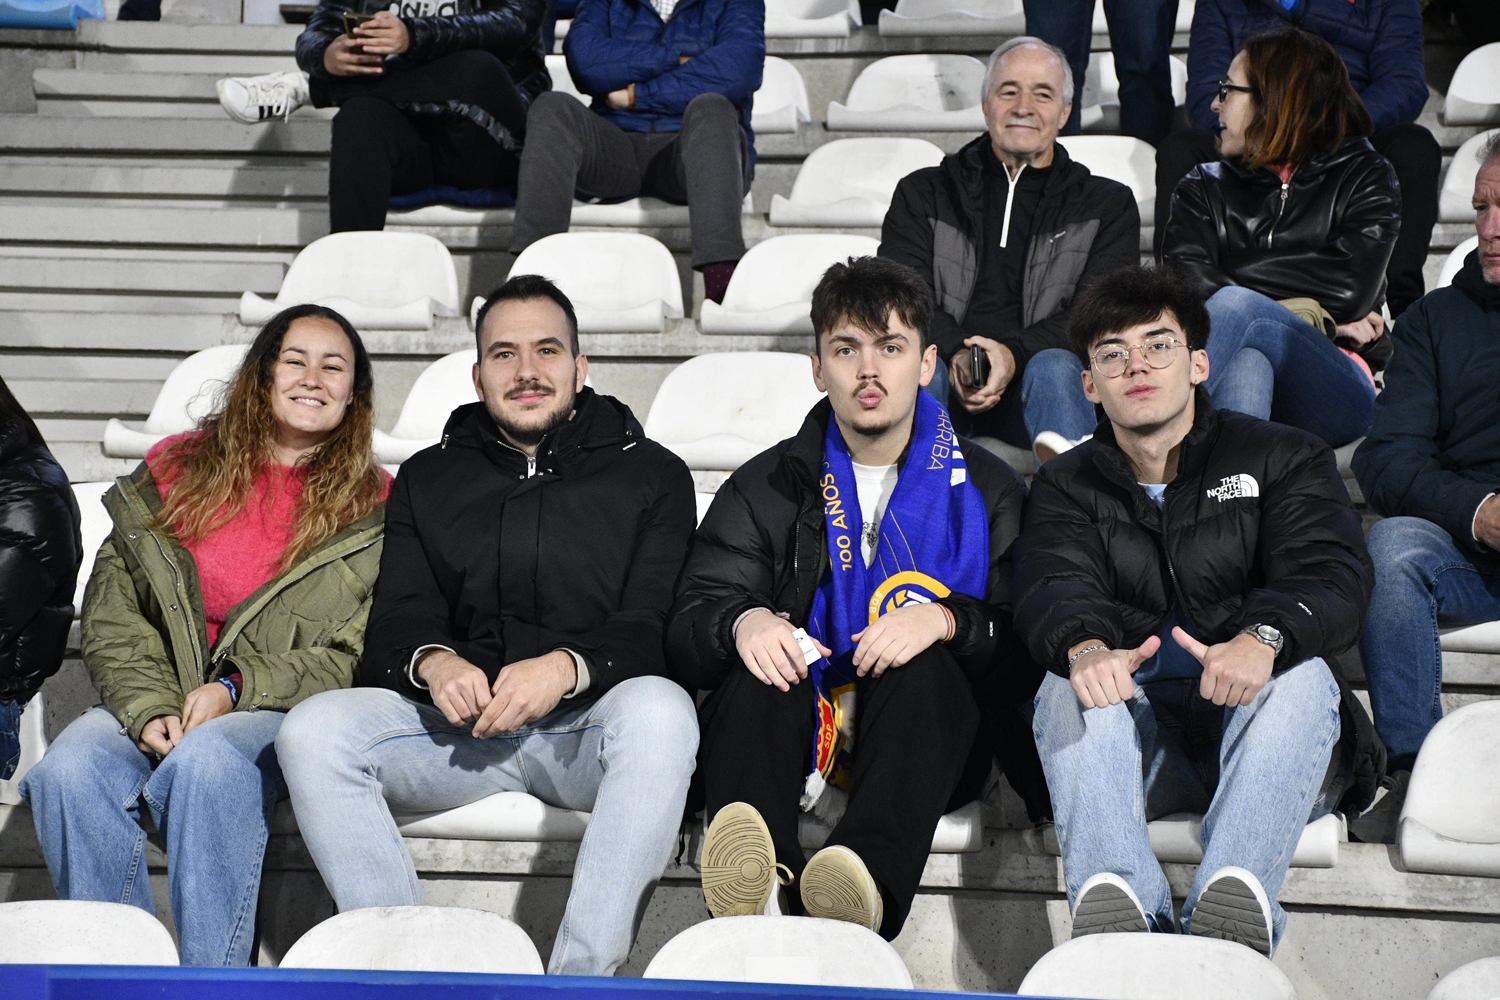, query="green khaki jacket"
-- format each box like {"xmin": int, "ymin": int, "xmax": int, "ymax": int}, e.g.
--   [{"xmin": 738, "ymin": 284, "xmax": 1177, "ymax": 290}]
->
[{"xmin": 82, "ymin": 463, "xmax": 386, "ymax": 742}]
